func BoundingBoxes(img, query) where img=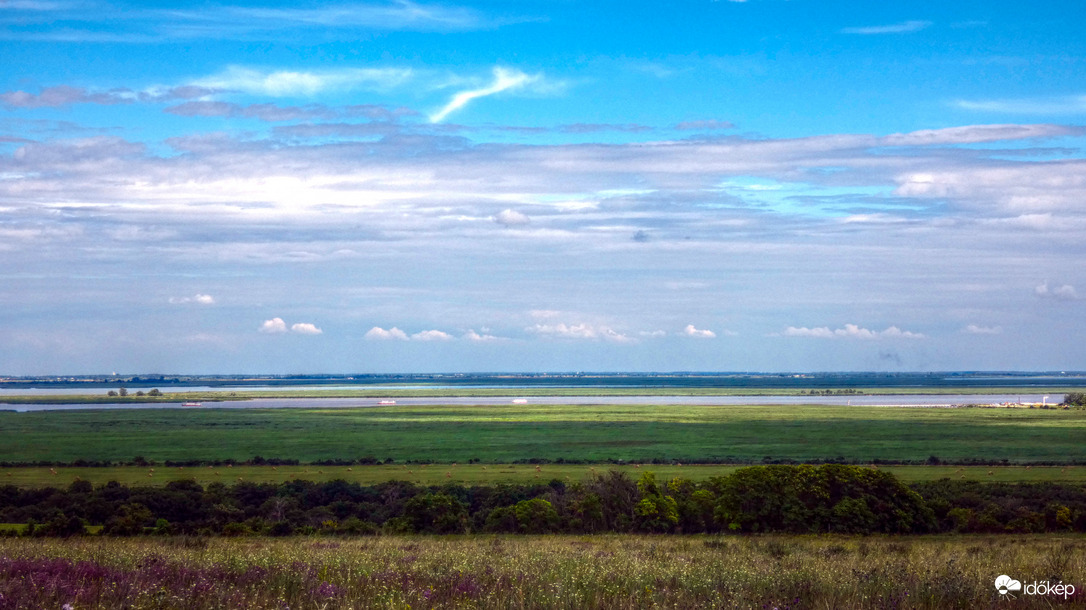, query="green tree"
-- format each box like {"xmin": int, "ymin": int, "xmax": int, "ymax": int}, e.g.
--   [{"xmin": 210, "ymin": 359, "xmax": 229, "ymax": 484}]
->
[
  {"xmin": 104, "ymin": 503, "xmax": 152, "ymax": 536},
  {"xmin": 1062, "ymin": 392, "xmax": 1086, "ymax": 407},
  {"xmin": 403, "ymin": 493, "xmax": 469, "ymax": 534},
  {"xmin": 514, "ymin": 498, "xmax": 559, "ymax": 533},
  {"xmin": 634, "ymin": 472, "xmax": 679, "ymax": 532}
]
